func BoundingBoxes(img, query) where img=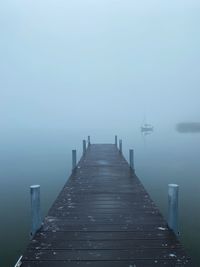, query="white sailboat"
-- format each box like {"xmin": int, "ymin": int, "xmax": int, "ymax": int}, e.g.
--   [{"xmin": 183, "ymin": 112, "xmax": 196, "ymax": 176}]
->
[
  {"xmin": 141, "ymin": 123, "xmax": 154, "ymax": 132},
  {"xmin": 141, "ymin": 116, "xmax": 154, "ymax": 133}
]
